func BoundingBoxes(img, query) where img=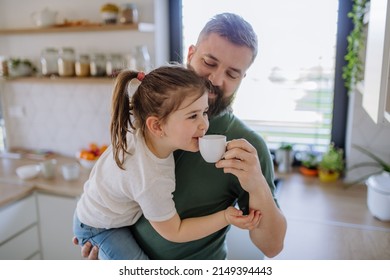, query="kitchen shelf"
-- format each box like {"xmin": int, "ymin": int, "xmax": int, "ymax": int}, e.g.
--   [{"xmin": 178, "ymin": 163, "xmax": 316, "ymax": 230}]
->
[
  {"xmin": 1, "ymin": 76, "xmax": 116, "ymax": 84},
  {"xmin": 0, "ymin": 22, "xmax": 154, "ymax": 35}
]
